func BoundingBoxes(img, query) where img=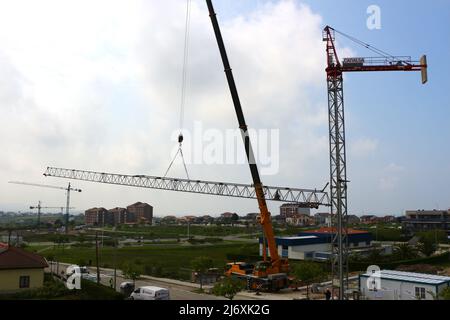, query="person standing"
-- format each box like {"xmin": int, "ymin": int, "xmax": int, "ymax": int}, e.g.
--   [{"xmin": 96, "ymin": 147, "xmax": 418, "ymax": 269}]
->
[{"xmin": 325, "ymin": 289, "xmax": 332, "ymax": 300}]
